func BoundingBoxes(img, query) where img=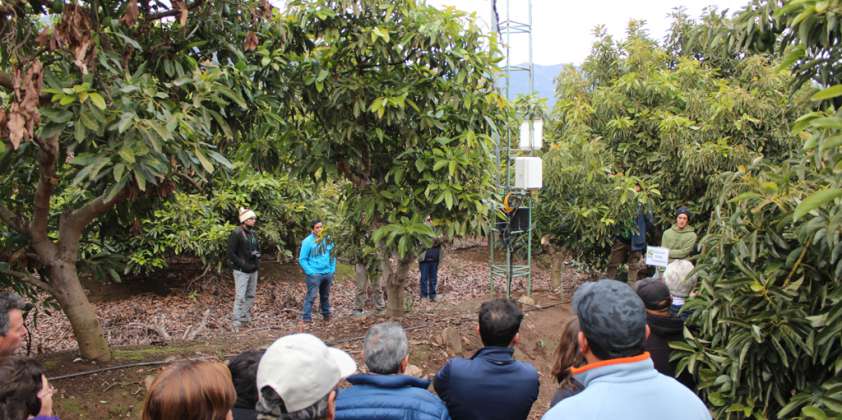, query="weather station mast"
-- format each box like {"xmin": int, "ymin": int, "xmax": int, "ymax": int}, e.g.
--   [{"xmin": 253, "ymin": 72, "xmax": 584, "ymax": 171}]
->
[{"xmin": 488, "ymin": 0, "xmax": 543, "ymax": 298}]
